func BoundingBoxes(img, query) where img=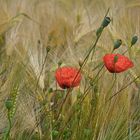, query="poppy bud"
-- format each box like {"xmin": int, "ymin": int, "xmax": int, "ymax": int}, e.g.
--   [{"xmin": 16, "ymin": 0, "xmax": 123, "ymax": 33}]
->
[
  {"xmin": 5, "ymin": 98, "xmax": 13, "ymax": 110},
  {"xmin": 131, "ymin": 35, "xmax": 138, "ymax": 46},
  {"xmin": 96, "ymin": 26, "xmax": 103, "ymax": 37},
  {"xmin": 101, "ymin": 17, "xmax": 111, "ymax": 28},
  {"xmin": 113, "ymin": 39, "xmax": 122, "ymax": 50},
  {"xmin": 58, "ymin": 60, "xmax": 62, "ymax": 67}
]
